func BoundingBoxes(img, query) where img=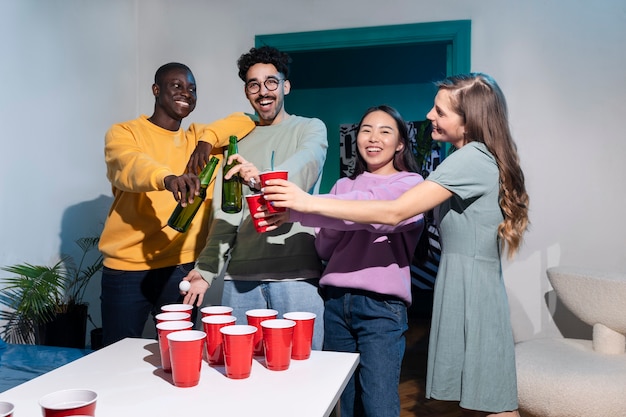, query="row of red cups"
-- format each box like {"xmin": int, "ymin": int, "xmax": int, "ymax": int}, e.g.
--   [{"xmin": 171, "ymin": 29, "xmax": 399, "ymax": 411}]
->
[{"xmin": 155, "ymin": 304, "xmax": 316, "ymax": 387}]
